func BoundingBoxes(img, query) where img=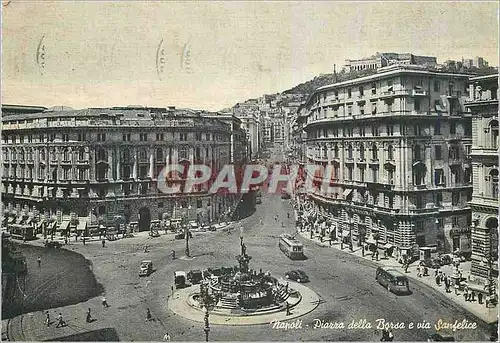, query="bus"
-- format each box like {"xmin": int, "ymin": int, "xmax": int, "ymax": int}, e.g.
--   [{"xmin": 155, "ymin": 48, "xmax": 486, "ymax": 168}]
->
[
  {"xmin": 376, "ymin": 266, "xmax": 410, "ymax": 295},
  {"xmin": 279, "ymin": 234, "xmax": 305, "ymax": 260}
]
